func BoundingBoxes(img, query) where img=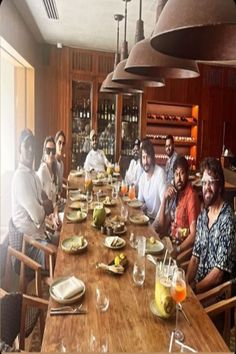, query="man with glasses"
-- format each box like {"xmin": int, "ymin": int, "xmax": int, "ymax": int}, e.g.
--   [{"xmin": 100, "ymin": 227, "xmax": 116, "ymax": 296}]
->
[
  {"xmin": 138, "ymin": 139, "xmax": 166, "ymax": 221},
  {"xmin": 84, "ymin": 129, "xmax": 110, "ymax": 172},
  {"xmin": 186, "ymin": 157, "xmax": 236, "ymax": 294},
  {"xmin": 153, "ymin": 156, "xmax": 200, "ymax": 259},
  {"xmin": 11, "ymin": 129, "xmax": 57, "ymax": 268}
]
